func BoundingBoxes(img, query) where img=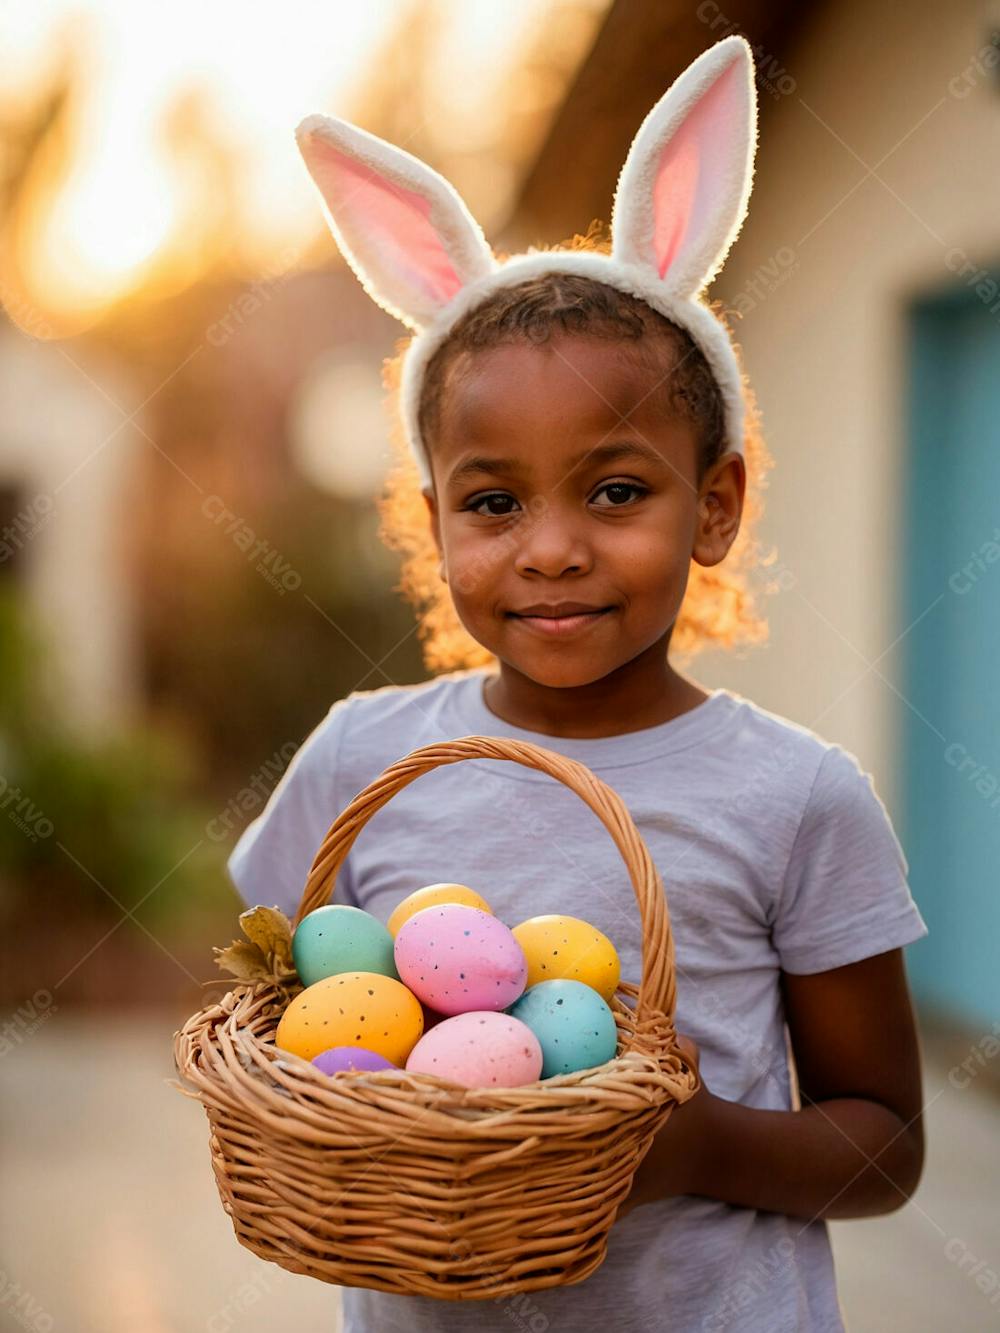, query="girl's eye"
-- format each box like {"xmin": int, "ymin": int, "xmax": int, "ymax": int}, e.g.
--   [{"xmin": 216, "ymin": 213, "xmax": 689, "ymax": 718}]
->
[
  {"xmin": 591, "ymin": 481, "xmax": 648, "ymax": 507},
  {"xmin": 466, "ymin": 492, "xmax": 519, "ymax": 517}
]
